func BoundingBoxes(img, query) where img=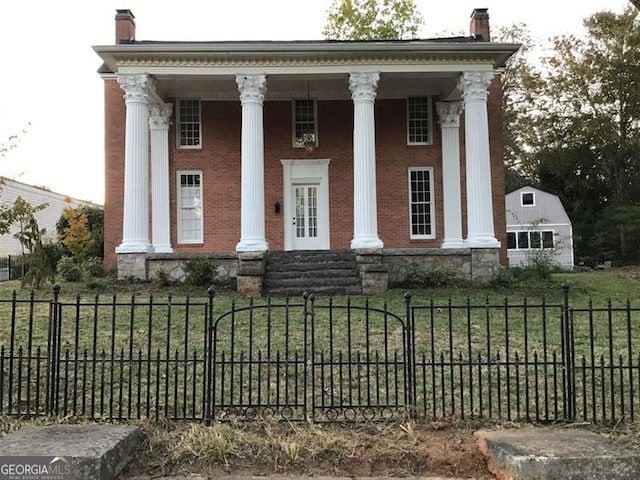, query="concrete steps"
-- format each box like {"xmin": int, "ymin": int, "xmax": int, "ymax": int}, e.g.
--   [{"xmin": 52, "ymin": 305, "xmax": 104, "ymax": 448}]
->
[{"xmin": 264, "ymin": 250, "xmax": 362, "ymax": 297}]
